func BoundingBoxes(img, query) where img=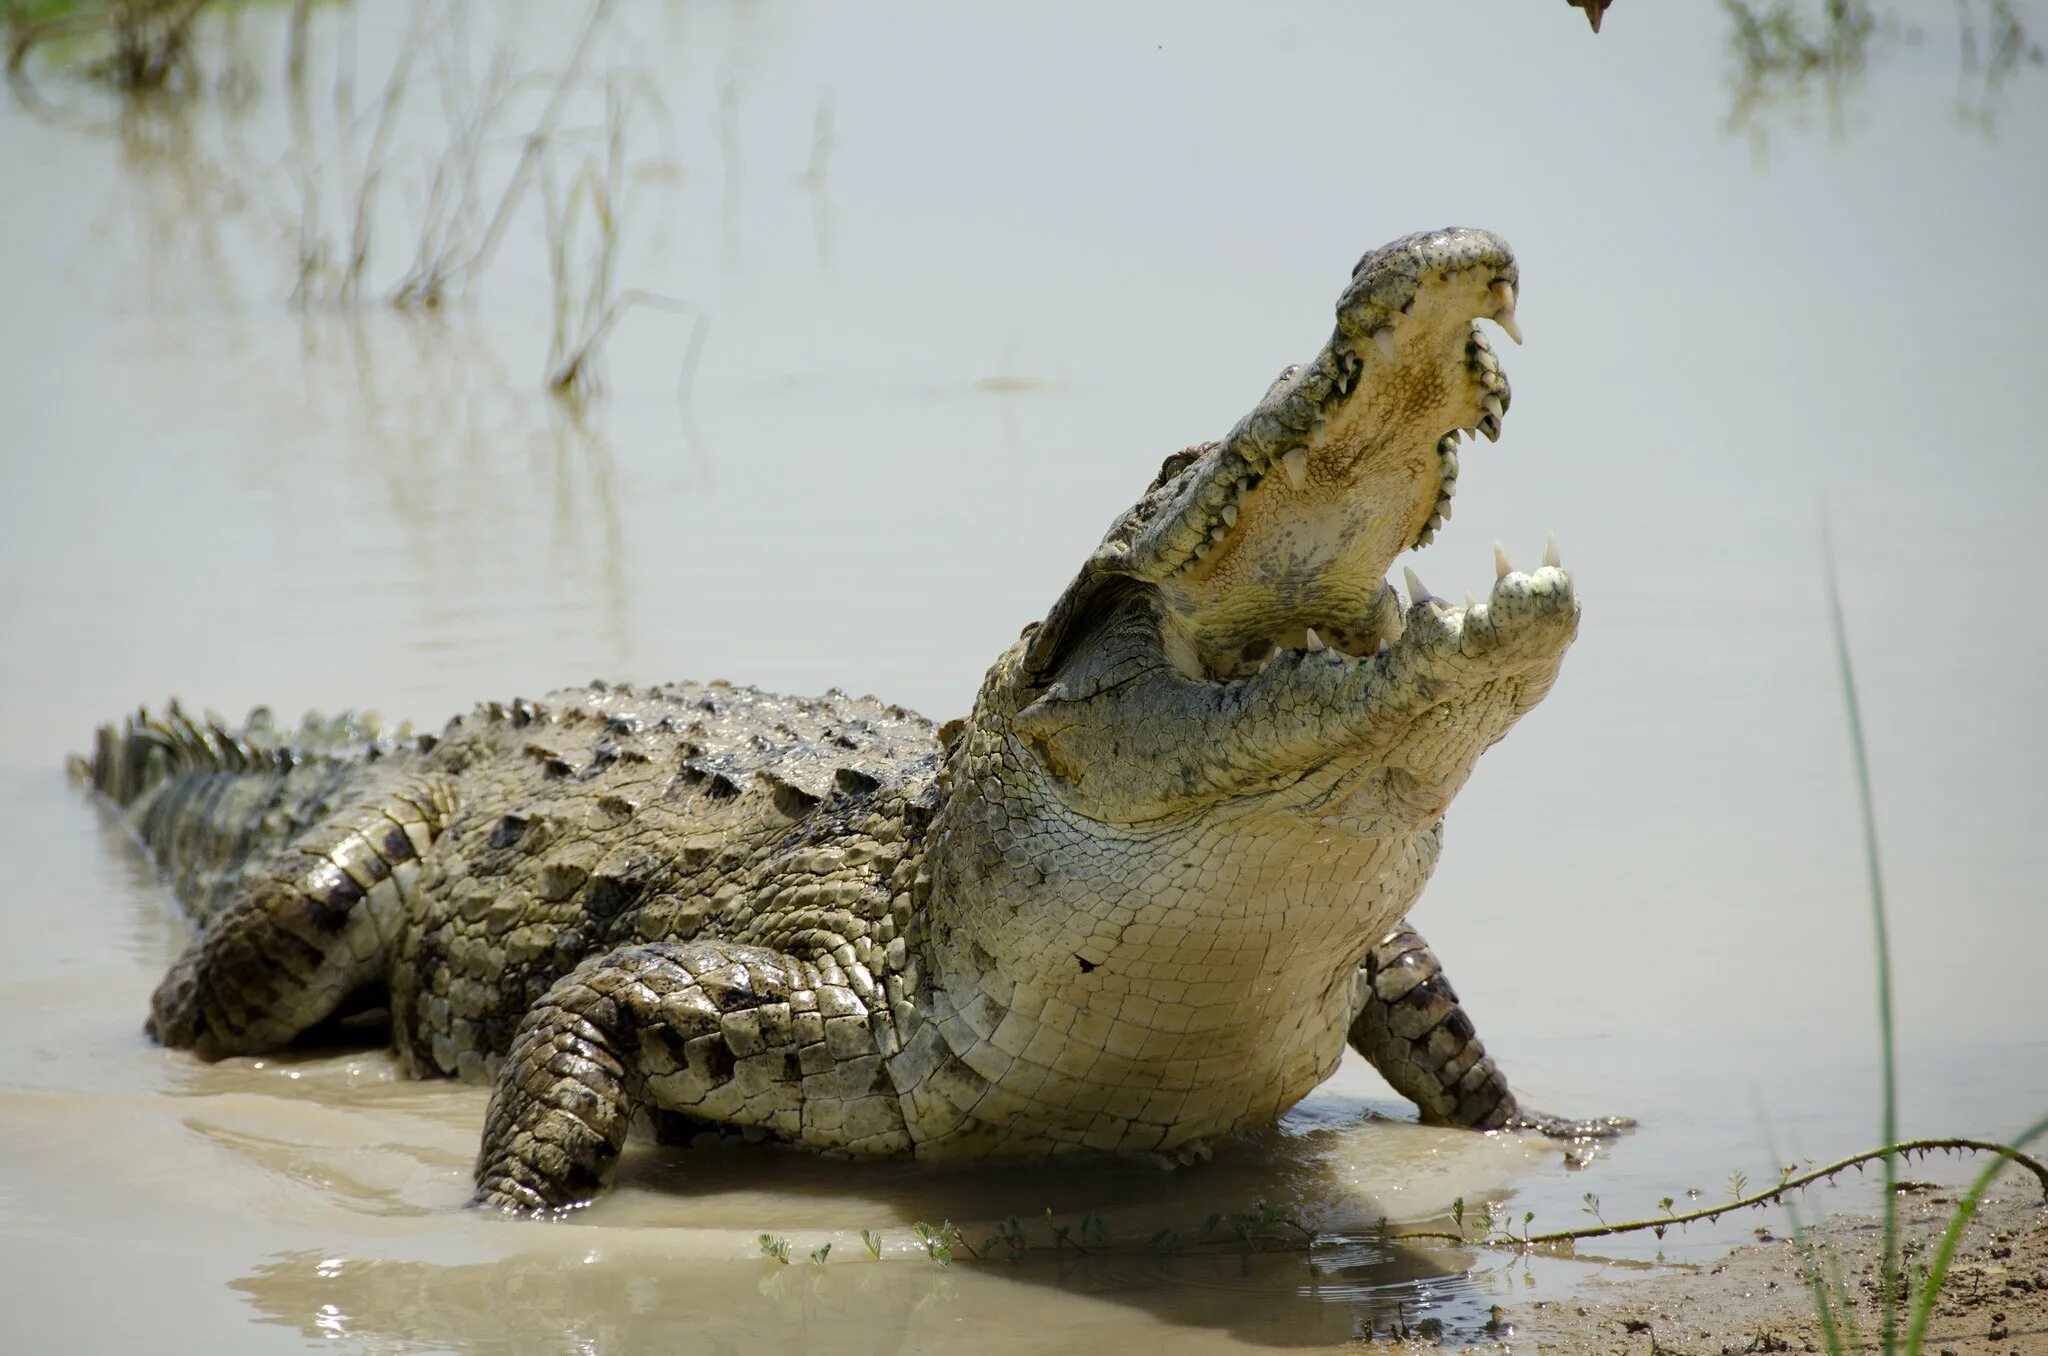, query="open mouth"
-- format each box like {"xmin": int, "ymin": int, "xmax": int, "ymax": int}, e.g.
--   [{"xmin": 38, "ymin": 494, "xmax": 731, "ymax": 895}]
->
[
  {"xmin": 1125, "ymin": 228, "xmax": 1540, "ymax": 683},
  {"xmin": 1018, "ymin": 228, "xmax": 1577, "ymax": 707},
  {"xmin": 1172, "ymin": 293, "xmax": 1516, "ymax": 576}
]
